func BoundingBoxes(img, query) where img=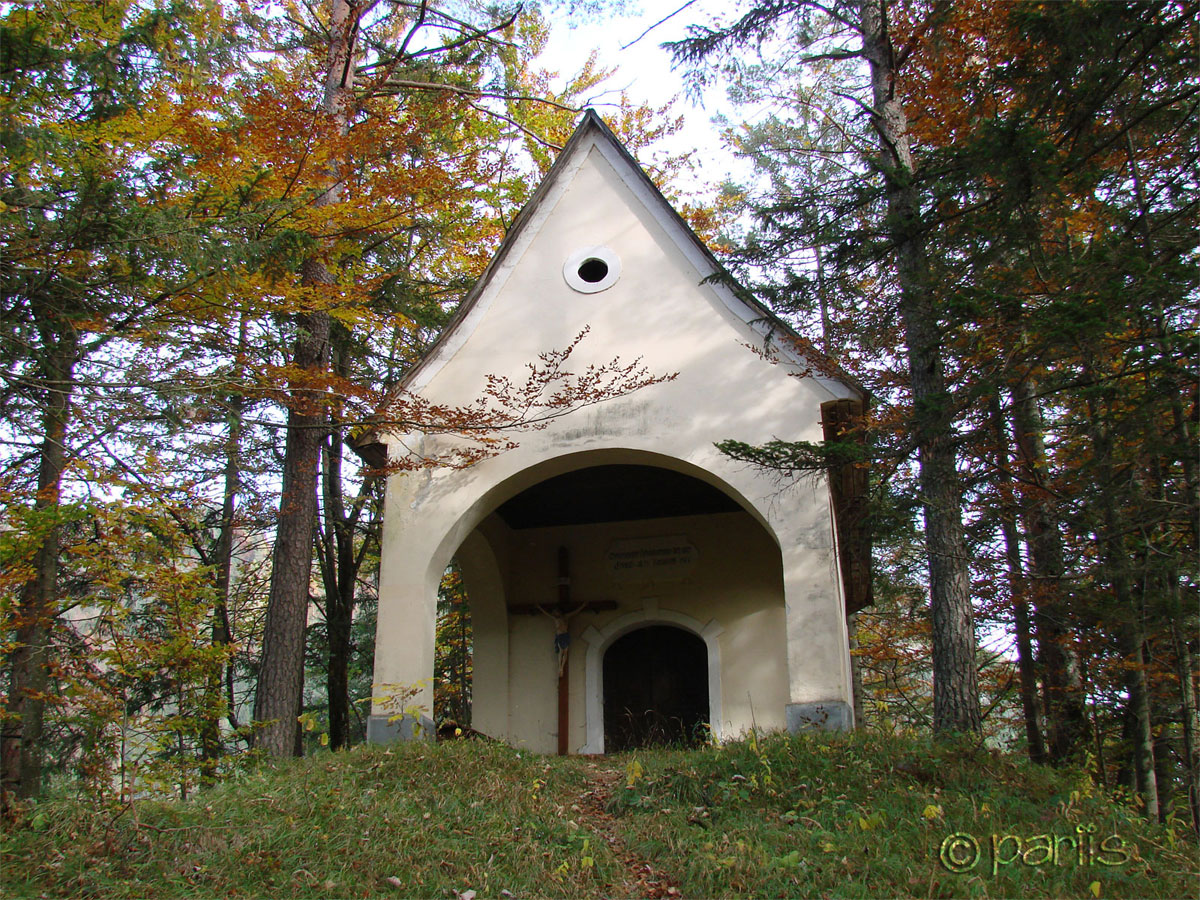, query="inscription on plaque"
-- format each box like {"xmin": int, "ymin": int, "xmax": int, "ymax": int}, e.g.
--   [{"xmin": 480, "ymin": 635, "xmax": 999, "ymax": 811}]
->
[{"xmin": 607, "ymin": 535, "xmax": 697, "ymax": 582}]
